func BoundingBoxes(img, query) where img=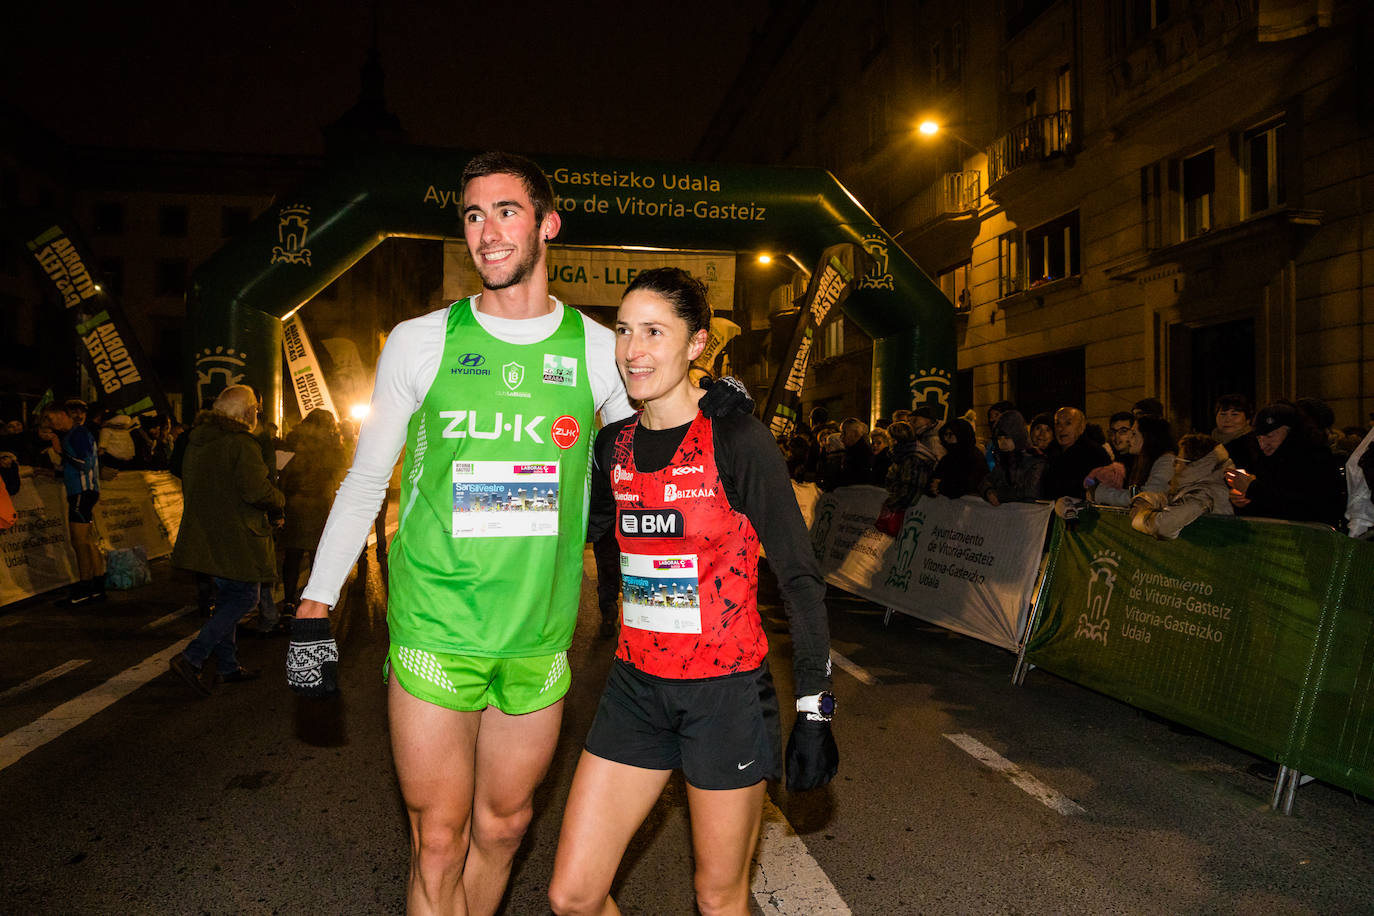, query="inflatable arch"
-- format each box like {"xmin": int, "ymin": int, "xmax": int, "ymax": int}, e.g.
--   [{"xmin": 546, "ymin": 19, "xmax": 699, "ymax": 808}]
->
[{"xmin": 187, "ymin": 146, "xmax": 955, "ymax": 425}]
